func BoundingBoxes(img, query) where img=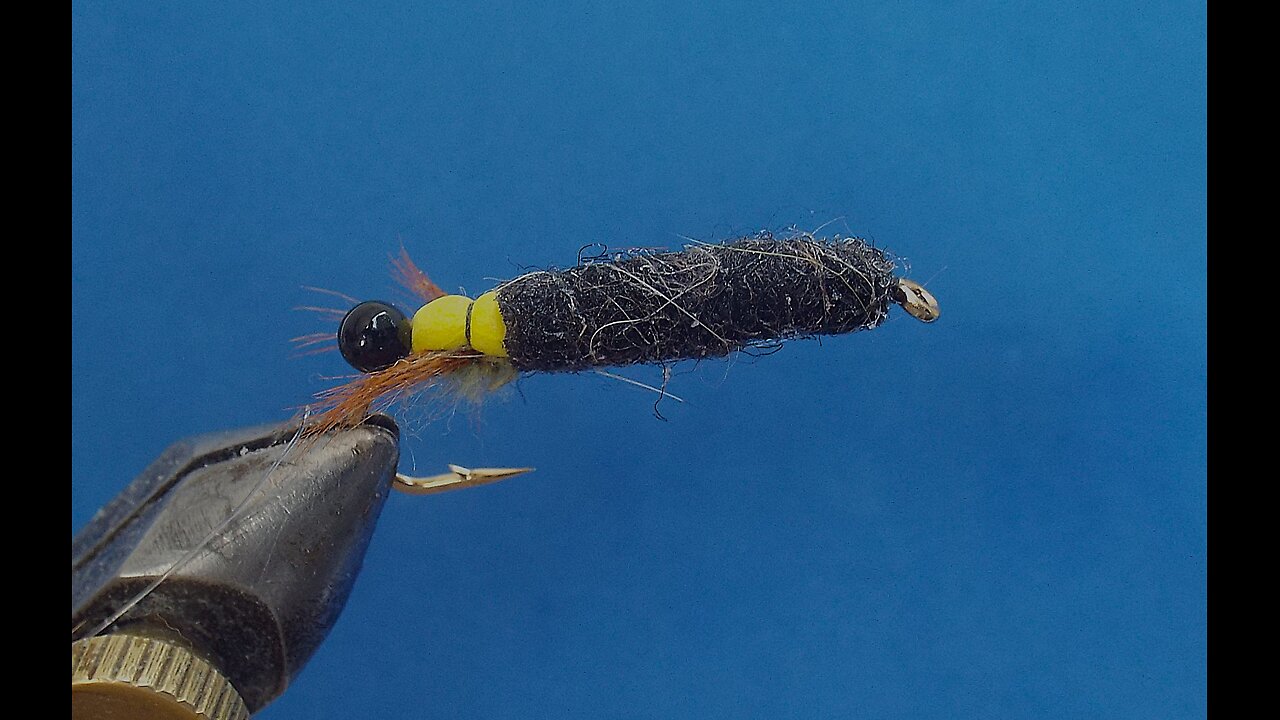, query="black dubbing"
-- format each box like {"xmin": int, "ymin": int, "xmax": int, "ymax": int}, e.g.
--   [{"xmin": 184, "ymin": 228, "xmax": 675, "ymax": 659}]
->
[{"xmin": 495, "ymin": 233, "xmax": 898, "ymax": 372}]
